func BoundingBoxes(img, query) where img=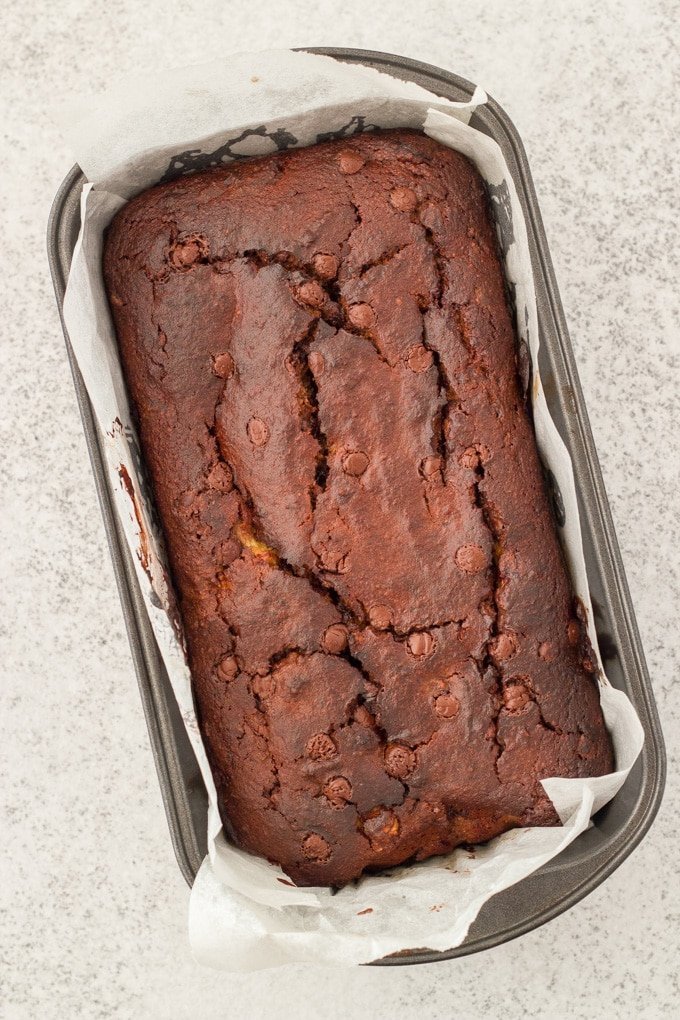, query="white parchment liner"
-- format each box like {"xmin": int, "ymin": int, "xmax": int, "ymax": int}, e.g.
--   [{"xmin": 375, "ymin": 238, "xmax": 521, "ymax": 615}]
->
[{"xmin": 60, "ymin": 49, "xmax": 644, "ymax": 970}]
